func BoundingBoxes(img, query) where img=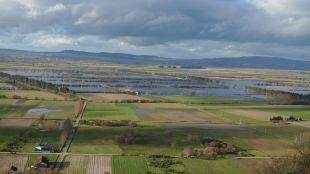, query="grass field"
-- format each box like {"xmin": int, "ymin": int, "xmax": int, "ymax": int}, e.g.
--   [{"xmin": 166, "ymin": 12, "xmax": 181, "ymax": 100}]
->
[
  {"xmin": 78, "ymin": 93, "xmax": 149, "ymax": 102},
  {"xmin": 70, "ymin": 124, "xmax": 183, "ymax": 155},
  {"xmin": 0, "ymin": 126, "xmax": 62, "ymax": 153},
  {"xmin": 71, "ymin": 101, "xmax": 310, "ymax": 157},
  {"xmin": 0, "ymin": 127, "xmax": 27, "ymax": 151},
  {"xmin": 20, "ymin": 128, "xmax": 62, "ymax": 152},
  {"xmin": 112, "ymin": 156, "xmax": 149, "ymax": 174},
  {"xmin": 69, "ymin": 126, "xmax": 123, "ymax": 154},
  {"xmin": 0, "ymin": 99, "xmax": 41, "ymax": 118},
  {"xmin": 83, "ymin": 102, "xmax": 139, "ymax": 121},
  {"xmin": 182, "ymin": 158, "xmax": 269, "ymax": 174},
  {"xmin": 155, "ymin": 95, "xmax": 241, "ymax": 104}
]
